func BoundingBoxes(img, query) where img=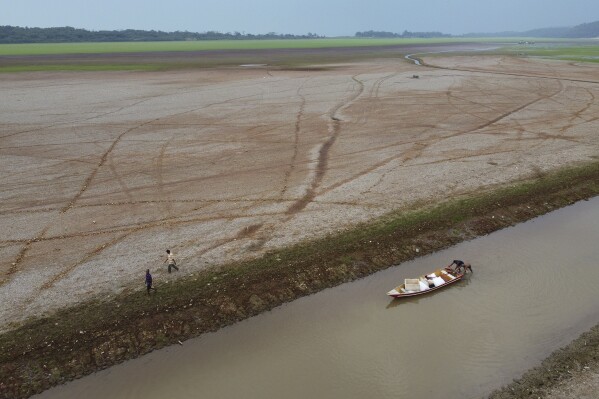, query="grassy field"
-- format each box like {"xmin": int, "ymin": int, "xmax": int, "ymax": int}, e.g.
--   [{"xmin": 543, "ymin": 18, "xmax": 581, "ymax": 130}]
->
[
  {"xmin": 0, "ymin": 64, "xmax": 169, "ymax": 73},
  {"xmin": 502, "ymin": 44, "xmax": 599, "ymax": 63},
  {"xmin": 0, "ymin": 38, "xmax": 588, "ymax": 73},
  {"xmin": 0, "ymin": 37, "xmax": 569, "ymax": 56}
]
